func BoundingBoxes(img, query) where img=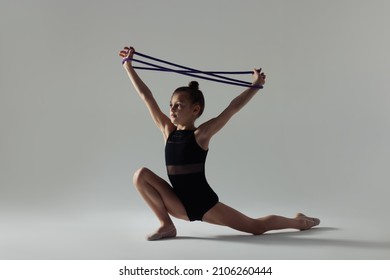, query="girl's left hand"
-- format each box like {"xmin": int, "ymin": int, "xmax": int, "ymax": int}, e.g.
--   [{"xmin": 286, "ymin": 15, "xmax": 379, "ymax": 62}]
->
[{"xmin": 253, "ymin": 68, "xmax": 266, "ymax": 86}]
